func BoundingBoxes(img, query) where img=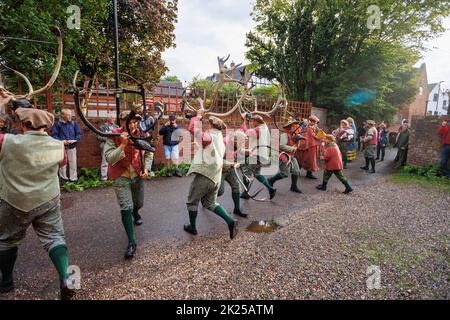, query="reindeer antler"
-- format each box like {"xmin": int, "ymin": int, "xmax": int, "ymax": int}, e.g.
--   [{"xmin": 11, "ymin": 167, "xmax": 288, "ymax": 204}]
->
[{"xmin": 0, "ymin": 26, "xmax": 63, "ymax": 111}]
